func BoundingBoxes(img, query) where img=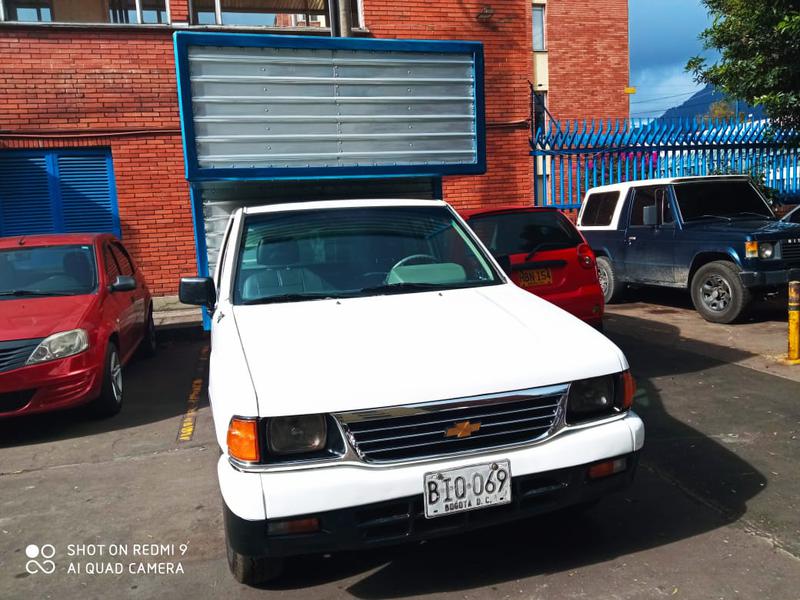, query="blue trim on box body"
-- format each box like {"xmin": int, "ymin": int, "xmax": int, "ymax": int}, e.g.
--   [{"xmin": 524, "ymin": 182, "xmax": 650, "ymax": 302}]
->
[
  {"xmin": 188, "ymin": 184, "xmax": 212, "ymax": 330},
  {"xmin": 173, "ymin": 31, "xmax": 486, "ymax": 182}
]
